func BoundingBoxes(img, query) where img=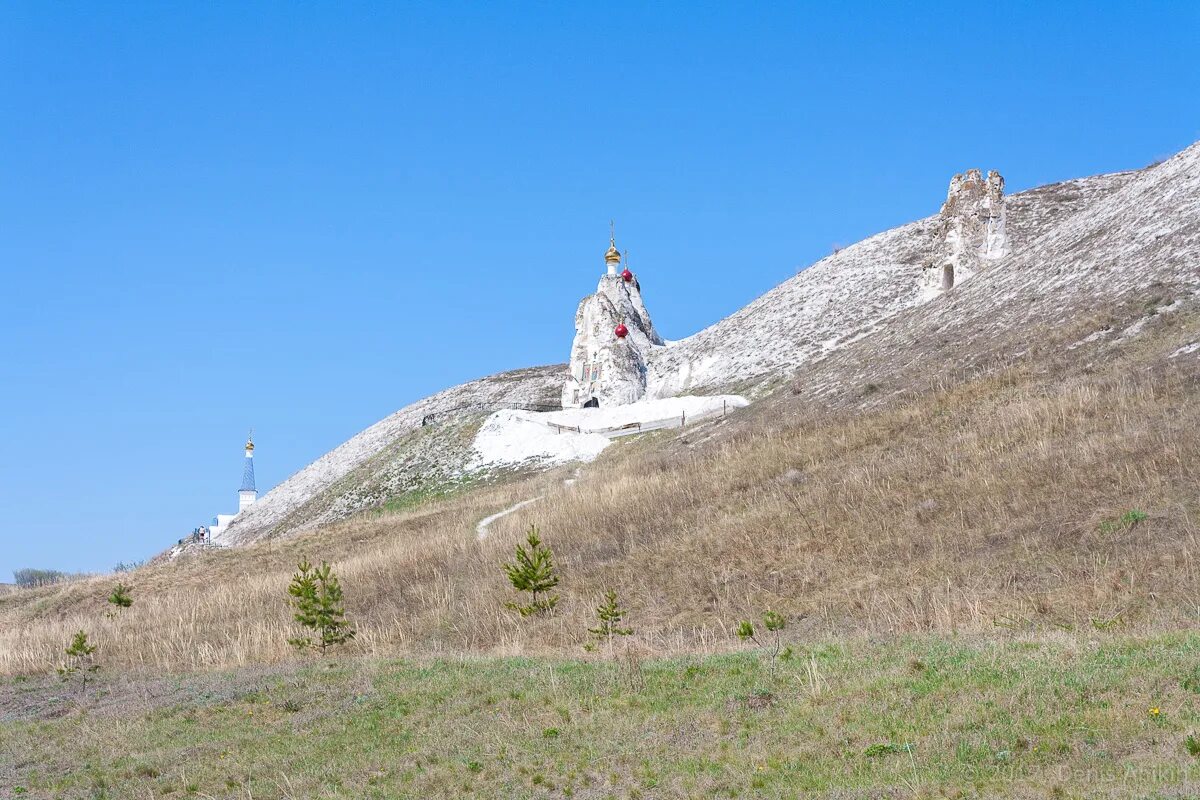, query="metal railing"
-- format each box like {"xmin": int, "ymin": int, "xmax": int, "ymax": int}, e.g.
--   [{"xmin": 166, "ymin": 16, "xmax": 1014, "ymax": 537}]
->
[
  {"xmin": 544, "ymin": 402, "xmax": 733, "ymax": 438},
  {"xmin": 421, "ymin": 400, "xmax": 563, "ymax": 427}
]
